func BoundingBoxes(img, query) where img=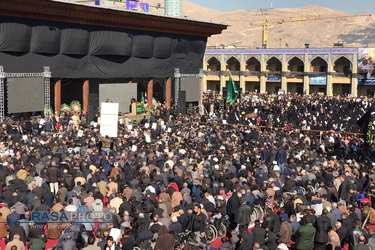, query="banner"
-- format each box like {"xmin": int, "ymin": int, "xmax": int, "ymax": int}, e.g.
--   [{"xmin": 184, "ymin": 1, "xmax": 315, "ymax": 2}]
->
[
  {"xmin": 100, "ymin": 102, "xmax": 119, "ymax": 137},
  {"xmin": 126, "ymin": 0, "xmax": 149, "ymax": 12},
  {"xmin": 310, "ymin": 74, "xmax": 327, "ymax": 85},
  {"xmin": 358, "ymin": 48, "xmax": 375, "ymax": 85}
]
